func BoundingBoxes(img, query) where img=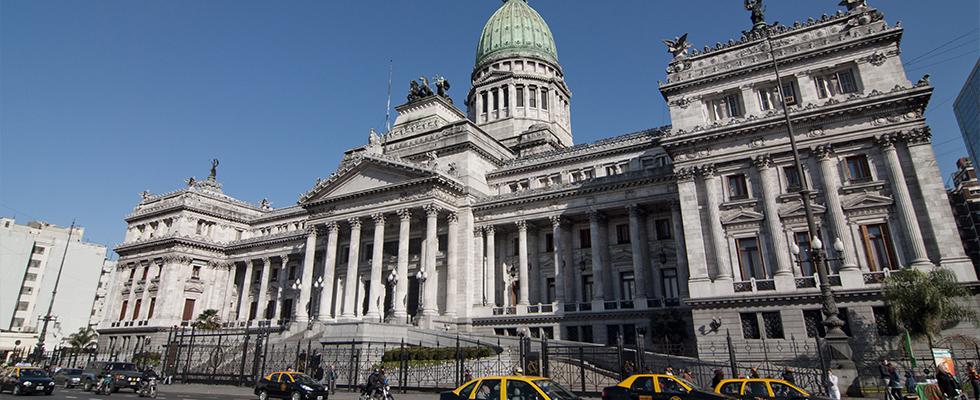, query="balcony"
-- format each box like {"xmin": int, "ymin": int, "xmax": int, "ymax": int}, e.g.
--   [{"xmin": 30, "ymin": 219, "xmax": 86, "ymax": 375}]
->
[
  {"xmin": 863, "ymin": 269, "xmax": 891, "ymax": 284},
  {"xmin": 734, "ymin": 278, "xmax": 776, "ymax": 293}
]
